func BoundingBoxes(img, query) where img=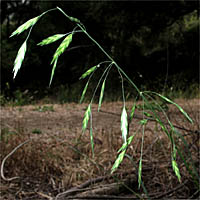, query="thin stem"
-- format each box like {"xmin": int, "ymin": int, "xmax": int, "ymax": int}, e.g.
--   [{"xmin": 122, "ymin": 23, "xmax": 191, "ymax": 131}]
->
[
  {"xmin": 41, "ymin": 8, "xmax": 58, "ymax": 17},
  {"xmin": 26, "ymin": 7, "xmax": 59, "ymax": 42},
  {"xmin": 78, "ymin": 24, "xmax": 142, "ymax": 95},
  {"xmin": 77, "ymin": 24, "xmax": 114, "ymax": 62},
  {"xmin": 90, "ymin": 62, "xmax": 113, "ymax": 103},
  {"xmin": 57, "ymin": 7, "xmax": 142, "ymax": 96},
  {"xmin": 117, "ymin": 68, "xmax": 125, "ymax": 106}
]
